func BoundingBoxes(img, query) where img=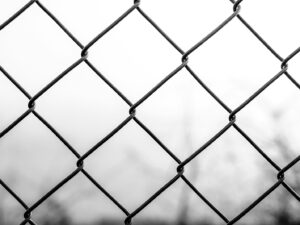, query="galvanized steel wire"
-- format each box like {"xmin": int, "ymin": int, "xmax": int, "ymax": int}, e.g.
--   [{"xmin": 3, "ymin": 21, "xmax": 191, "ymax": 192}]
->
[{"xmin": 0, "ymin": 0, "xmax": 300, "ymax": 224}]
